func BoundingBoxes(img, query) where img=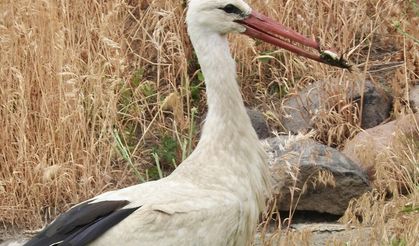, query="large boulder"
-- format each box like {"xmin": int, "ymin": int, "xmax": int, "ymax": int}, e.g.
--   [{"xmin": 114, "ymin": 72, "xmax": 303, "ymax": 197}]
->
[
  {"xmin": 409, "ymin": 84, "xmax": 419, "ymax": 112},
  {"xmin": 264, "ymin": 136, "xmax": 370, "ymax": 215},
  {"xmin": 355, "ymin": 81, "xmax": 393, "ymax": 129},
  {"xmin": 281, "ymin": 80, "xmax": 392, "ymax": 133},
  {"xmin": 246, "ymin": 108, "xmax": 270, "ymax": 139},
  {"xmin": 342, "ymin": 113, "xmax": 419, "ymax": 174}
]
